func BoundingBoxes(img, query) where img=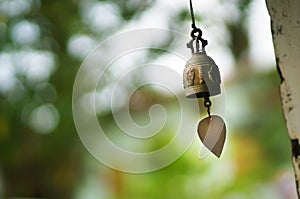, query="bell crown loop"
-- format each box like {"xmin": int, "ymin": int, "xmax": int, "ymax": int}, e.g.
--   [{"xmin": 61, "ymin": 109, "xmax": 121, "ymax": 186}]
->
[{"xmin": 186, "ymin": 39, "xmax": 207, "ymax": 55}]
